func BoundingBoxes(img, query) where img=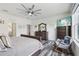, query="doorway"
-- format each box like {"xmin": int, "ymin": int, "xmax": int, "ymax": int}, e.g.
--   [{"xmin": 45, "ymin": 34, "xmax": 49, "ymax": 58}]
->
[{"xmin": 8, "ymin": 23, "xmax": 16, "ymax": 37}]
